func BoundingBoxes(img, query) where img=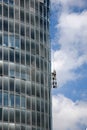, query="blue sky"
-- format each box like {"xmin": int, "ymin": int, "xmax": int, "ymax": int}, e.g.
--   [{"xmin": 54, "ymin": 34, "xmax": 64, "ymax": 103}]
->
[{"xmin": 50, "ymin": 0, "xmax": 87, "ymax": 130}]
